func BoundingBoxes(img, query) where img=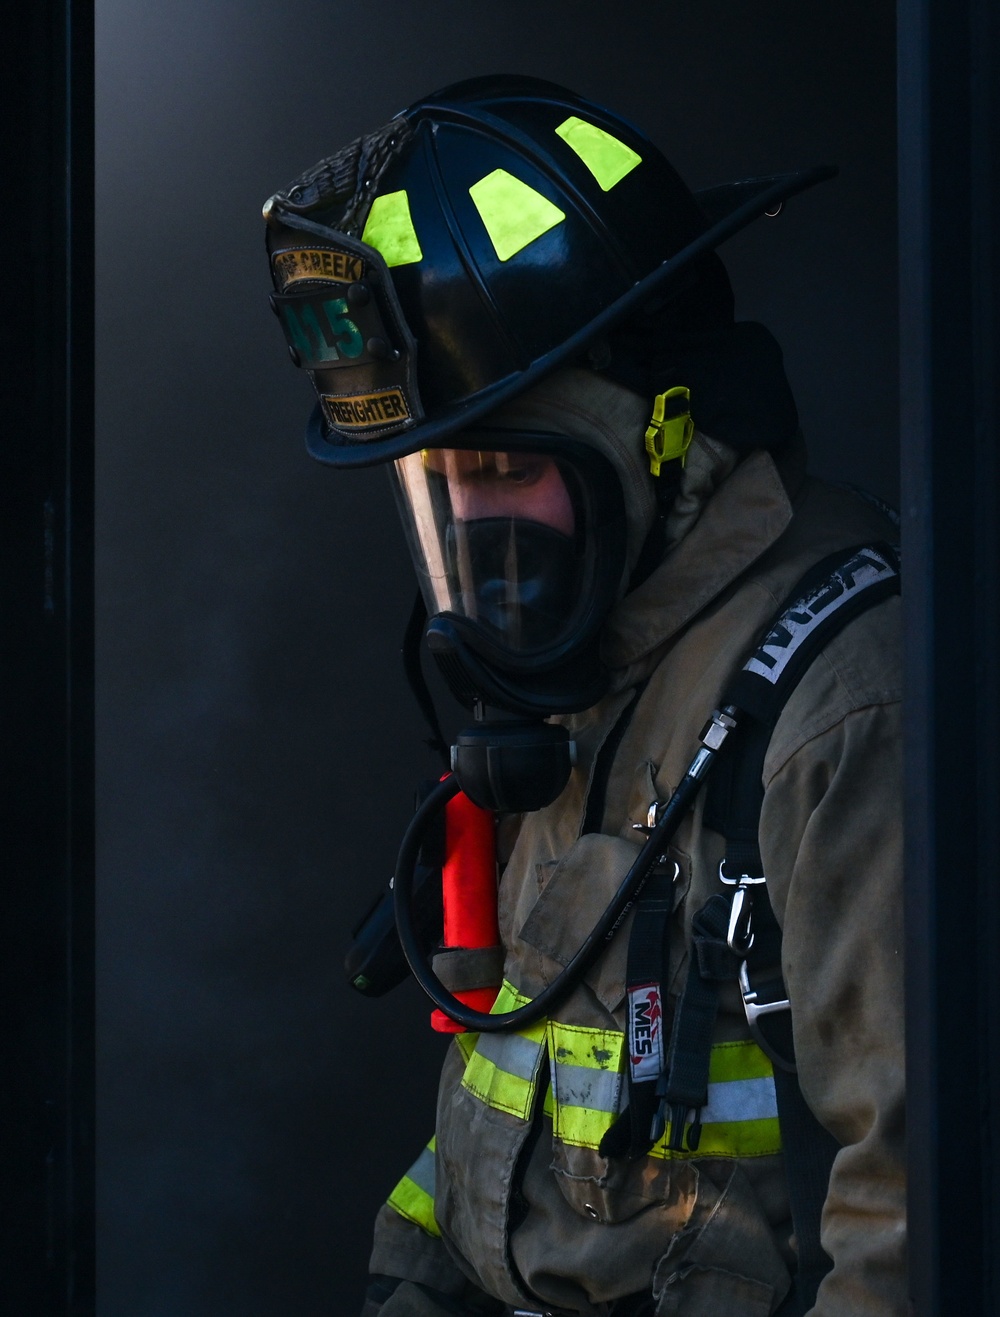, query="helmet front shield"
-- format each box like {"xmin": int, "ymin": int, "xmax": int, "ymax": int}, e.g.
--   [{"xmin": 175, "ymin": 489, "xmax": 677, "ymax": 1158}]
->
[{"xmin": 265, "ymin": 214, "xmax": 425, "ymax": 444}]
